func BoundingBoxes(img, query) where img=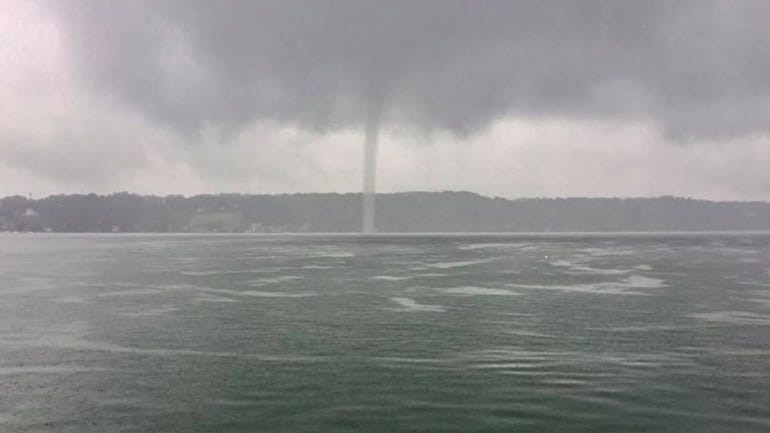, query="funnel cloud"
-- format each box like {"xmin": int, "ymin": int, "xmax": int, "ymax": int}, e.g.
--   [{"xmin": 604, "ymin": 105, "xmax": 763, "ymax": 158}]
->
[{"xmin": 362, "ymin": 111, "xmax": 379, "ymax": 233}]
